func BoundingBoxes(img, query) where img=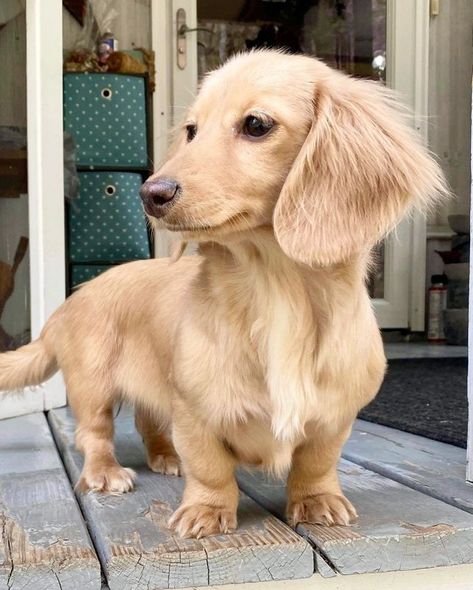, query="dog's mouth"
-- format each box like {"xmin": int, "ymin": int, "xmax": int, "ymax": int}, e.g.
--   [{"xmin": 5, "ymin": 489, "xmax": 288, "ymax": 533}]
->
[{"xmin": 164, "ymin": 212, "xmax": 250, "ymax": 235}]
